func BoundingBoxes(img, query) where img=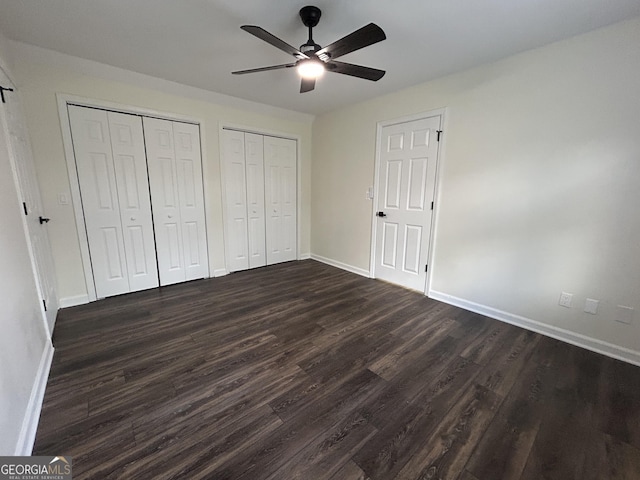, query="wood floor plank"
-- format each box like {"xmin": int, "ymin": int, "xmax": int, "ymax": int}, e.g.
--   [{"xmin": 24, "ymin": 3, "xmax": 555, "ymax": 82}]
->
[
  {"xmin": 329, "ymin": 460, "xmax": 371, "ymax": 480},
  {"xmin": 595, "ymin": 356, "xmax": 640, "ymax": 450},
  {"xmin": 474, "ymin": 329, "xmax": 540, "ymax": 397},
  {"xmin": 464, "ymin": 359, "xmax": 555, "ymax": 480},
  {"xmin": 581, "ymin": 432, "xmax": 640, "ymax": 480},
  {"xmin": 459, "ymin": 470, "xmax": 481, "ymax": 480},
  {"xmin": 392, "ymin": 384, "xmax": 502, "ymax": 480},
  {"xmin": 213, "ymin": 370, "xmax": 388, "ymax": 479},
  {"xmin": 368, "ymin": 317, "xmax": 457, "ymax": 380},
  {"xmin": 353, "ymin": 355, "xmax": 482, "ymax": 478},
  {"xmin": 32, "ymin": 260, "xmax": 640, "ymax": 480},
  {"xmin": 264, "ymin": 411, "xmax": 377, "ymax": 480}
]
